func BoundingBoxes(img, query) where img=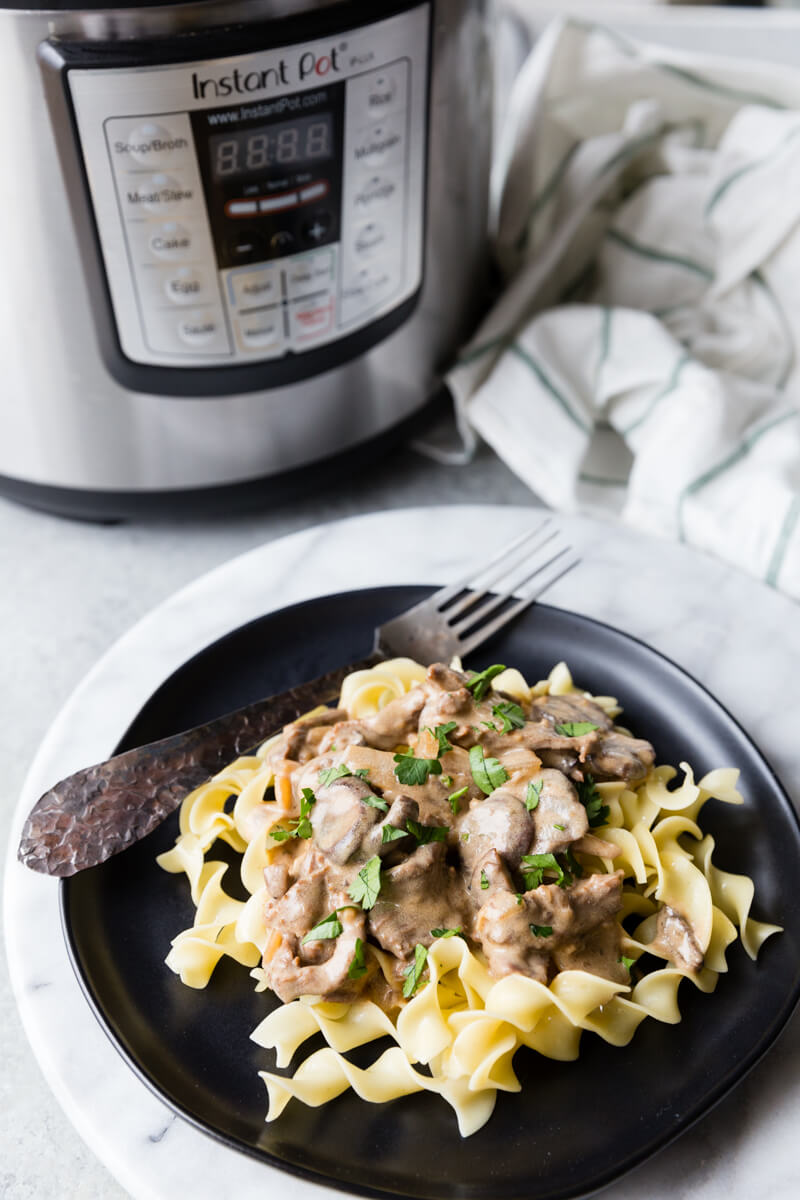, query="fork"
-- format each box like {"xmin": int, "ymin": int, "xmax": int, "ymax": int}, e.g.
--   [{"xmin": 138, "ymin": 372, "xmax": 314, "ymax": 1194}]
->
[{"xmin": 18, "ymin": 520, "xmax": 579, "ymax": 877}]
